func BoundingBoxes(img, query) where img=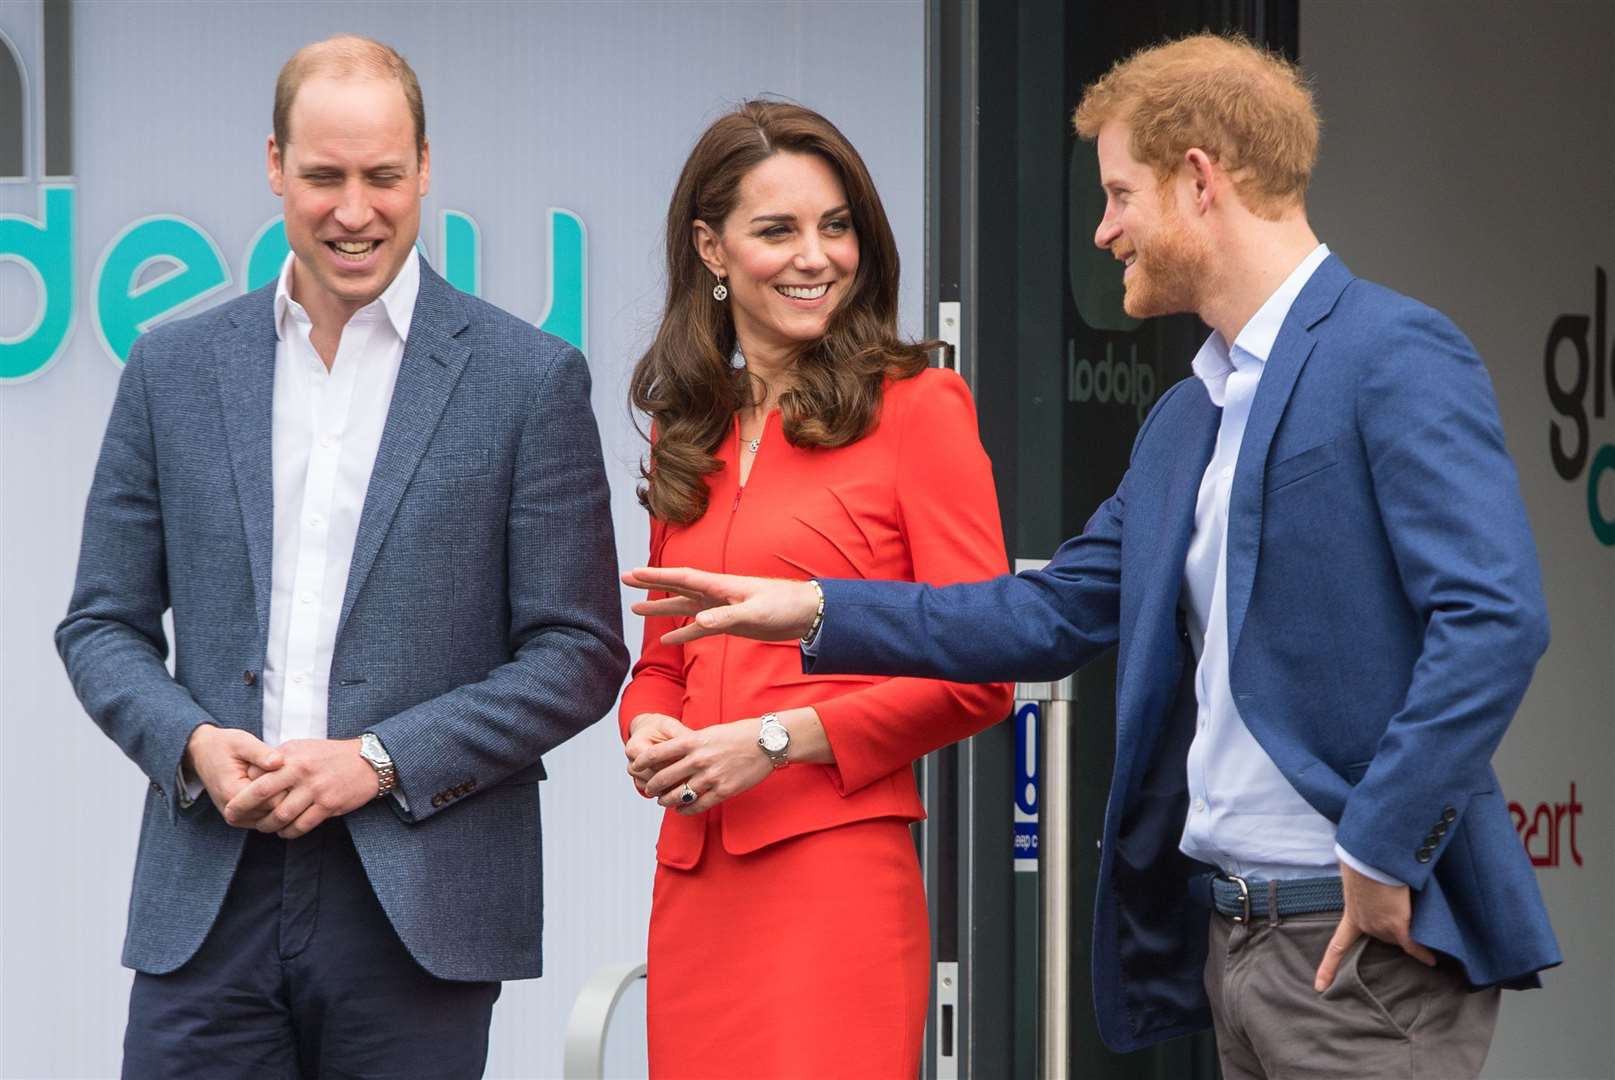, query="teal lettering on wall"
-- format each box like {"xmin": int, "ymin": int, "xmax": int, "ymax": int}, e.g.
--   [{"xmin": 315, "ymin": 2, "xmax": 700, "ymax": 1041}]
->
[
  {"xmin": 94, "ymin": 216, "xmax": 231, "ymax": 363},
  {"xmin": 244, "ymin": 217, "xmax": 289, "ymax": 293},
  {"xmin": 0, "ymin": 184, "xmax": 75, "ymax": 382},
  {"xmin": 442, "ymin": 211, "xmax": 480, "ymax": 296},
  {"xmin": 1589, "ymin": 444, "xmax": 1615, "ymax": 547},
  {"xmin": 539, "ymin": 209, "xmax": 586, "ymax": 353},
  {"xmin": 2, "ymin": 195, "xmax": 586, "ymax": 376}
]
